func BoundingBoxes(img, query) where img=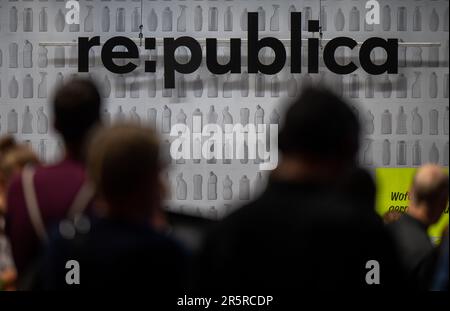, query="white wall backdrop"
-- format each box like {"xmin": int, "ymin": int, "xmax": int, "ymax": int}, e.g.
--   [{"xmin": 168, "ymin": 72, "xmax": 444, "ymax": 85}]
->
[{"xmin": 0, "ymin": 0, "xmax": 448, "ymax": 218}]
